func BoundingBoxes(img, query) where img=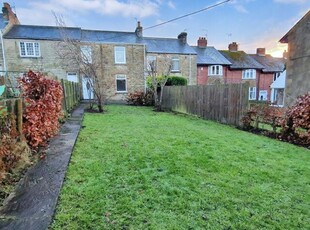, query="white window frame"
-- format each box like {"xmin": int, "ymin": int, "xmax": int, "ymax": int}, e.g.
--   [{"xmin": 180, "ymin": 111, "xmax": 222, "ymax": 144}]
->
[
  {"xmin": 19, "ymin": 42, "xmax": 40, "ymax": 57},
  {"xmin": 116, "ymin": 74, "xmax": 127, "ymax": 93},
  {"xmin": 171, "ymin": 57, "xmax": 180, "ymax": 72},
  {"xmin": 259, "ymin": 90, "xmax": 268, "ymax": 101},
  {"xmin": 208, "ymin": 65, "xmax": 223, "ymax": 76},
  {"xmin": 67, "ymin": 72, "xmax": 79, "ymax": 83},
  {"xmin": 80, "ymin": 46, "xmax": 92, "ymax": 64},
  {"xmin": 242, "ymin": 69, "xmax": 256, "ymax": 79},
  {"xmin": 115, "ymin": 46, "xmax": 126, "ymax": 64},
  {"xmin": 147, "ymin": 55, "xmax": 157, "ymax": 72},
  {"xmin": 249, "ymin": 87, "xmax": 256, "ymax": 100}
]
